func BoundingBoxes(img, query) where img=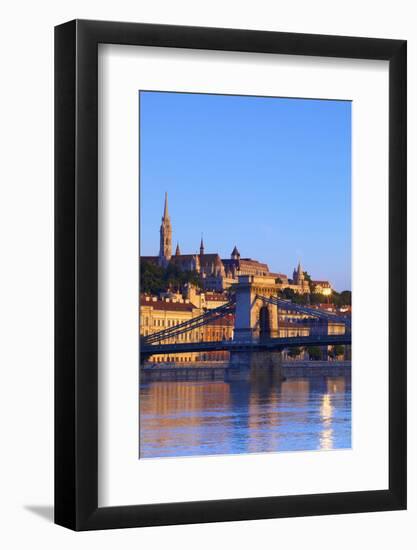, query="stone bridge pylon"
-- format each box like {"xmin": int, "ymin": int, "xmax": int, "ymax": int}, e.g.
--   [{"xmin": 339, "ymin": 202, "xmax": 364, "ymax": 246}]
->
[{"xmin": 233, "ymin": 275, "xmax": 280, "ymax": 342}]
